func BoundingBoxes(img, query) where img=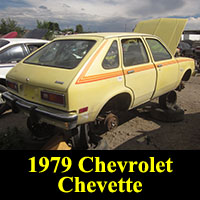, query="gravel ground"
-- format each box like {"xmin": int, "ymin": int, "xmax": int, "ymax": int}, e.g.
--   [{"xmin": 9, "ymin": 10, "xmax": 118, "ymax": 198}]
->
[{"xmin": 0, "ymin": 75, "xmax": 200, "ymax": 150}]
